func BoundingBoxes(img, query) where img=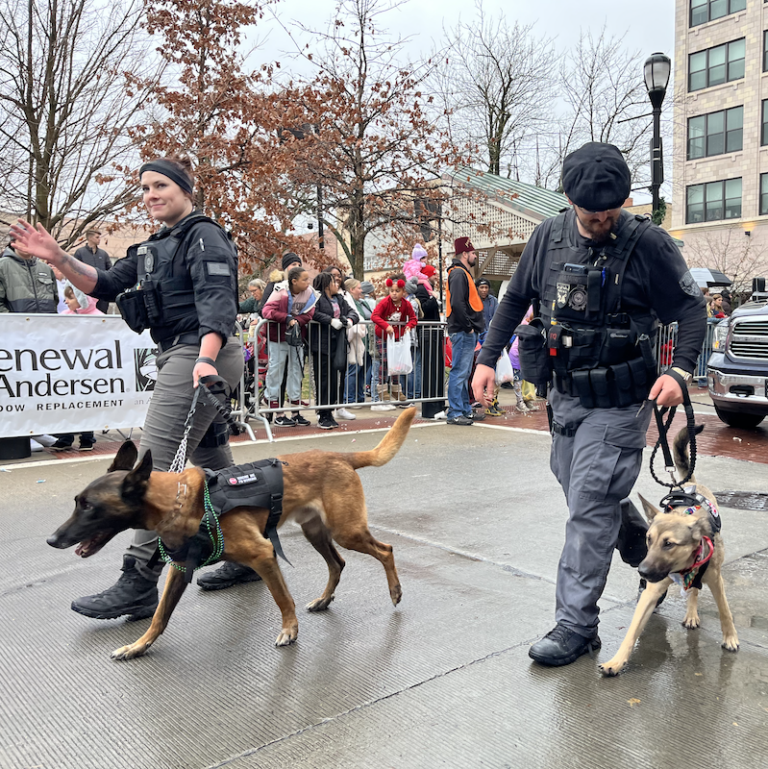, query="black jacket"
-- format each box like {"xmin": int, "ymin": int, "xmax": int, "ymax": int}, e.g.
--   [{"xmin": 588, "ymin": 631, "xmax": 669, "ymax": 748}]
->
[
  {"xmin": 446, "ymin": 260, "xmax": 485, "ymax": 335},
  {"xmin": 309, "ymin": 293, "xmax": 358, "ymax": 354},
  {"xmin": 91, "ymin": 212, "xmax": 238, "ymax": 345},
  {"xmin": 477, "ymin": 212, "xmax": 707, "ymax": 373}
]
